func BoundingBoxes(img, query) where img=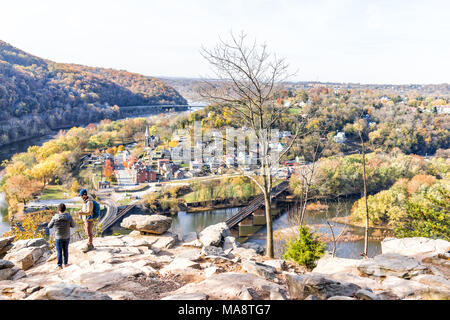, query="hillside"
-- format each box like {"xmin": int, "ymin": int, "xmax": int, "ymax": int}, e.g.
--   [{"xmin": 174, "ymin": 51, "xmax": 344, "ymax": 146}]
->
[{"xmin": 0, "ymin": 40, "xmax": 187, "ymax": 146}]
